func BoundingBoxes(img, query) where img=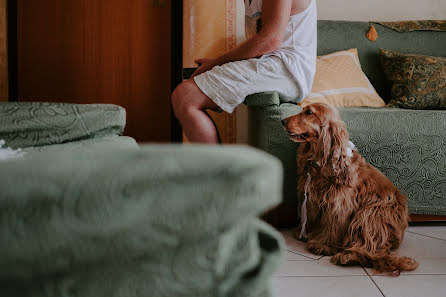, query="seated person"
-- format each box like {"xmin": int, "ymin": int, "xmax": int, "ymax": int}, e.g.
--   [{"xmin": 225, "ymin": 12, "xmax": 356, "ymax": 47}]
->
[{"xmin": 172, "ymin": 0, "xmax": 317, "ymax": 143}]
